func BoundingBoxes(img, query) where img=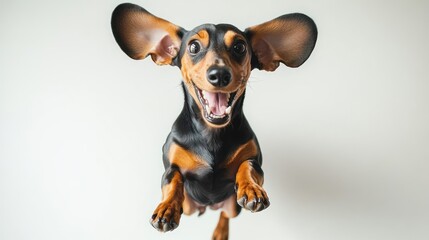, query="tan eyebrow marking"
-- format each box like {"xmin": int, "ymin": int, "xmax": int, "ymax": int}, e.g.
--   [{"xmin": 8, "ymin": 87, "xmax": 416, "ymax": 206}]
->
[
  {"xmin": 224, "ymin": 30, "xmax": 237, "ymax": 48},
  {"xmin": 190, "ymin": 29, "xmax": 210, "ymax": 48}
]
